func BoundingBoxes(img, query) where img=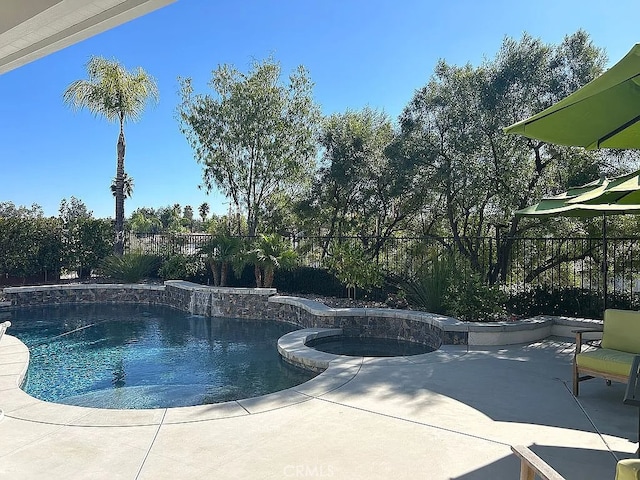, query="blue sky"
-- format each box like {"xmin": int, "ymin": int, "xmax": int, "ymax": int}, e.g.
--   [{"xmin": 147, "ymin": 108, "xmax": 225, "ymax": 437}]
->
[{"xmin": 2, "ymin": 0, "xmax": 640, "ymax": 219}]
